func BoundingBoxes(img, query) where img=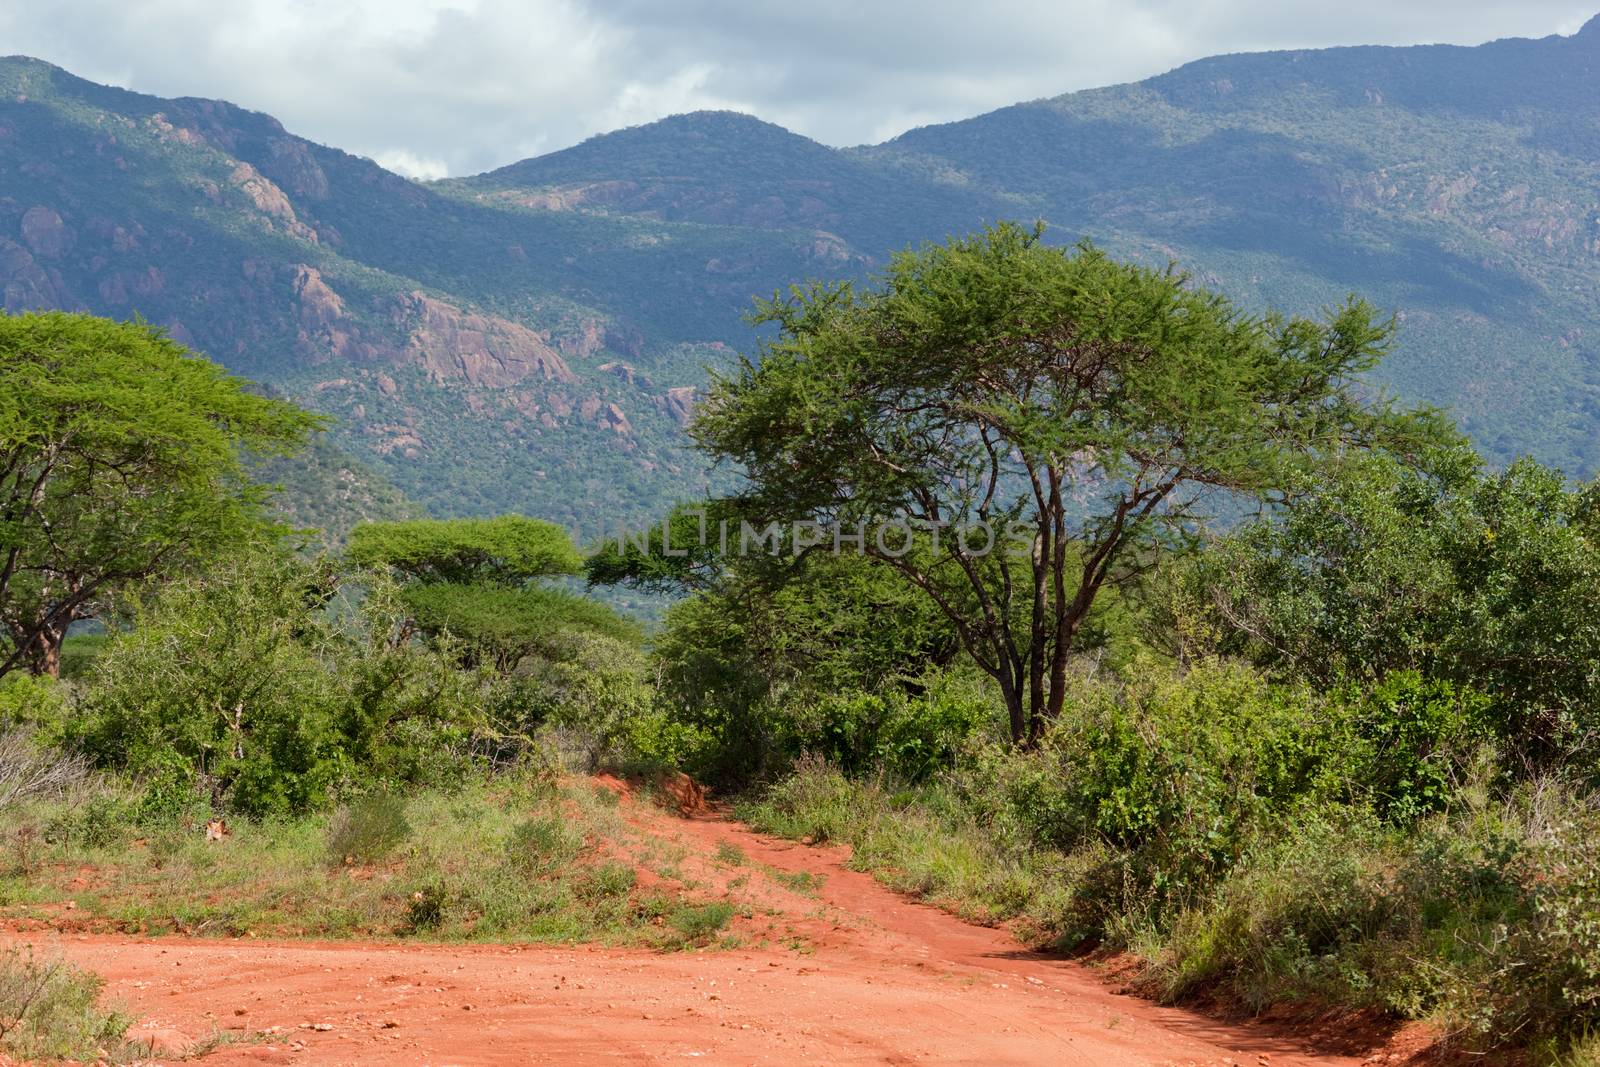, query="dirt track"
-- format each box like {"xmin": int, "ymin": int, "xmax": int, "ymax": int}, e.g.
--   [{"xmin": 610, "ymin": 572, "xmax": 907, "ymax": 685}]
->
[{"xmin": 4, "ymin": 786, "xmax": 1409, "ymax": 1066}]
